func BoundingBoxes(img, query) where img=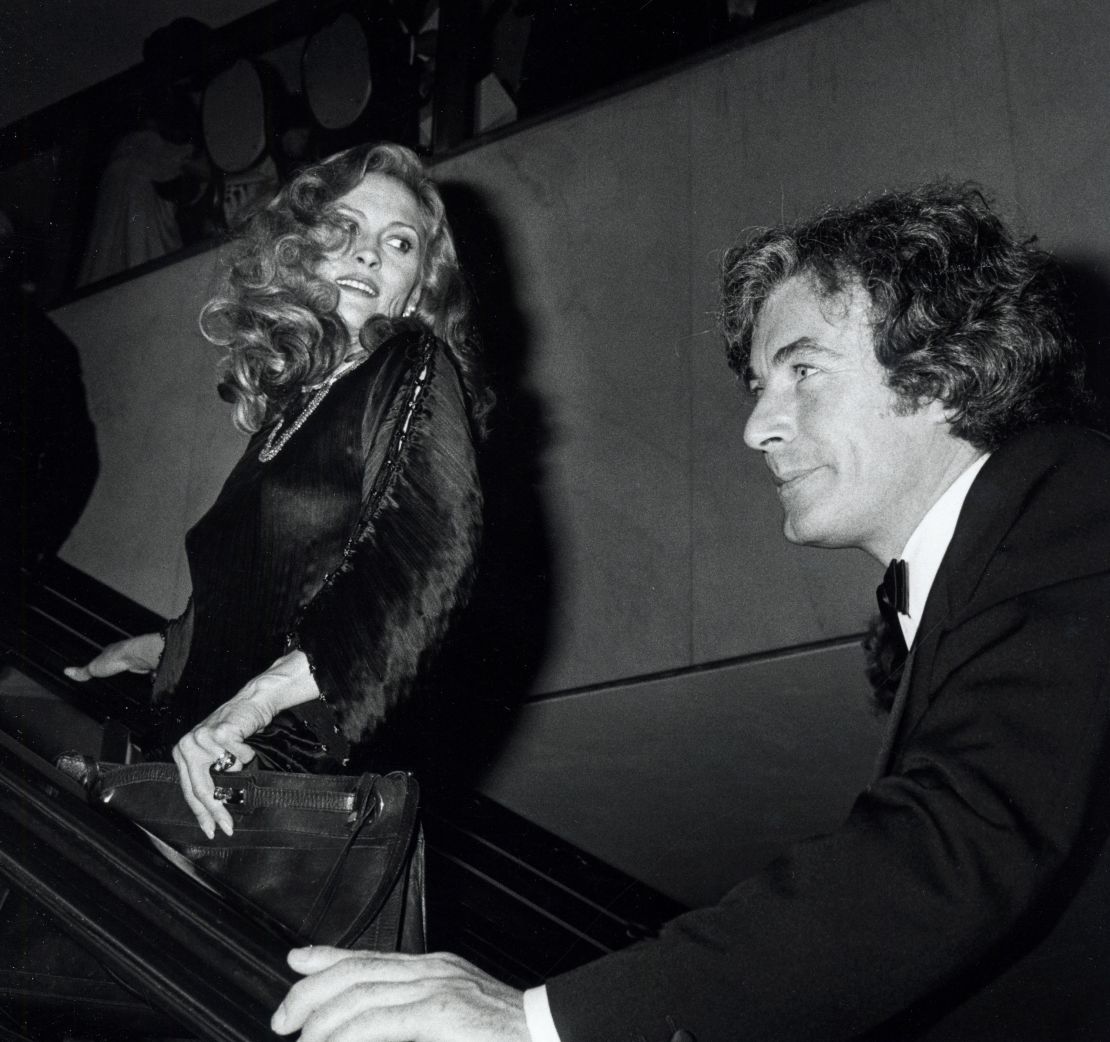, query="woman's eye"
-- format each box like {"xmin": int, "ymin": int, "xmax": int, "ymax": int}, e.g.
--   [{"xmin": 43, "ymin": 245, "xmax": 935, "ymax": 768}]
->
[{"xmin": 386, "ymin": 236, "xmax": 414, "ymax": 254}]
